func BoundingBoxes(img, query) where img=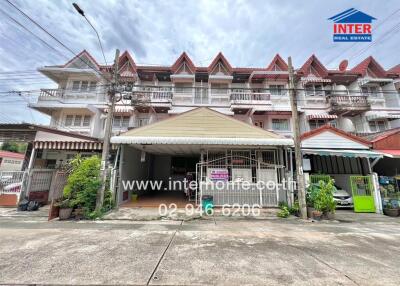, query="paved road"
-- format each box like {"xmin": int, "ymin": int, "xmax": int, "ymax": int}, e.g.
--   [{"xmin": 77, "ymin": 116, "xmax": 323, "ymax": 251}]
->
[{"xmin": 0, "ymin": 212, "xmax": 399, "ymax": 285}]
